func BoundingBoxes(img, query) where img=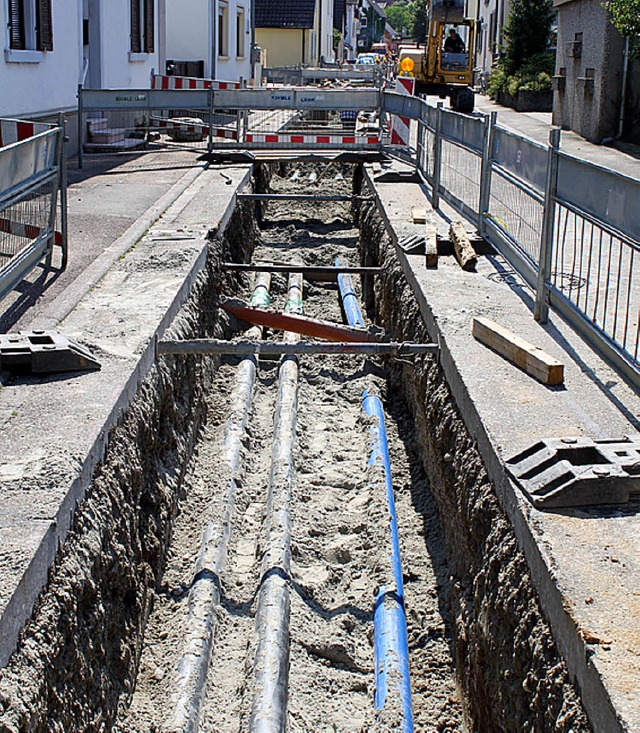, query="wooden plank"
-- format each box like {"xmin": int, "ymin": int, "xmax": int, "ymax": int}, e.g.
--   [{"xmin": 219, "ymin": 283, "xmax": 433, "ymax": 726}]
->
[
  {"xmin": 411, "ymin": 207, "xmax": 427, "ymax": 224},
  {"xmin": 450, "ymin": 221, "xmax": 478, "ymax": 271},
  {"xmin": 424, "ymin": 209, "xmax": 438, "ymax": 268},
  {"xmin": 472, "ymin": 317, "xmax": 565, "ymax": 385}
]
